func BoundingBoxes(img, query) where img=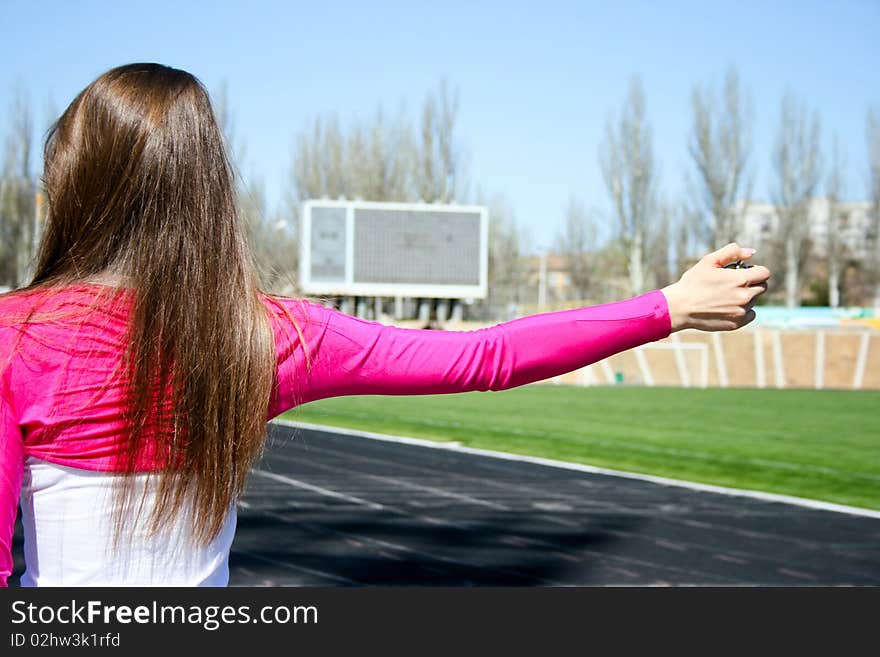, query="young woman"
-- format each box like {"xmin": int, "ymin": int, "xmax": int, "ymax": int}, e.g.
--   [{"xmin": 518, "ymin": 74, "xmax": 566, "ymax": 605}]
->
[{"xmin": 0, "ymin": 63, "xmax": 769, "ymax": 586}]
